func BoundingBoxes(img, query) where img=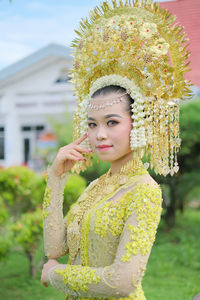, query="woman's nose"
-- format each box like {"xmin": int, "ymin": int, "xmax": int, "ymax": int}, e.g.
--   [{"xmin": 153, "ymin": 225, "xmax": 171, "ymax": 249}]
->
[{"xmin": 96, "ymin": 126, "xmax": 107, "ymax": 140}]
